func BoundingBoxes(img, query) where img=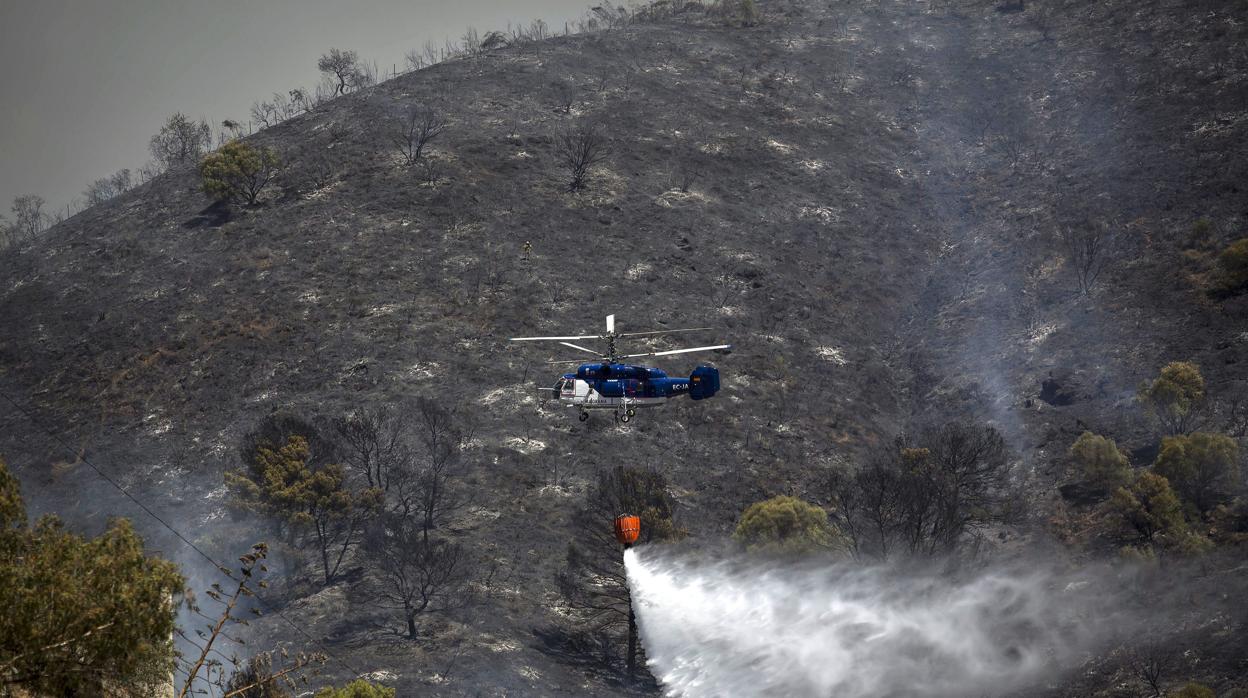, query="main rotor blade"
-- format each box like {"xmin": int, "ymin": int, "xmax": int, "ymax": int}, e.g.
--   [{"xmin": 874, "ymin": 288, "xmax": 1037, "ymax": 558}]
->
[
  {"xmin": 616, "ymin": 327, "xmax": 713, "ymax": 338},
  {"xmin": 545, "ymin": 358, "xmax": 596, "ymax": 365},
  {"xmin": 606, "ymin": 314, "xmax": 615, "ymax": 333},
  {"xmin": 510, "ymin": 335, "xmax": 600, "ymax": 341},
  {"xmin": 559, "ymin": 341, "xmax": 602, "ymax": 356},
  {"xmin": 620, "ymin": 344, "xmax": 733, "ymax": 359}
]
